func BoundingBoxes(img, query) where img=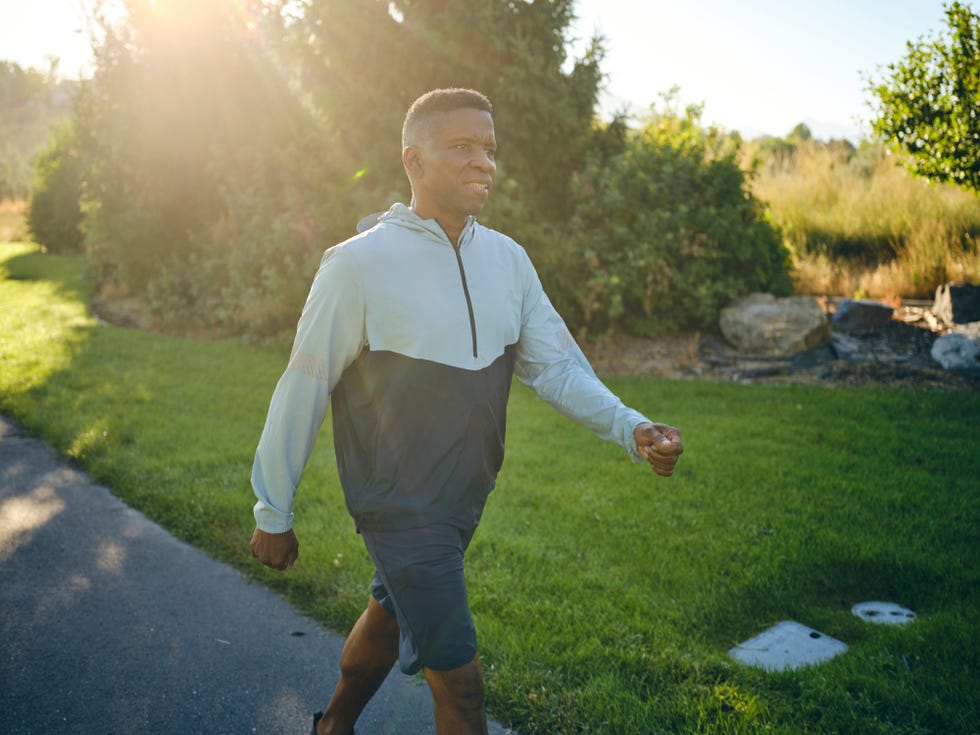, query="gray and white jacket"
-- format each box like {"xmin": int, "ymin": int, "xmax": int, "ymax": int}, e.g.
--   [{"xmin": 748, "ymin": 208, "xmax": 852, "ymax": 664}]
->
[{"xmin": 251, "ymin": 203, "xmax": 650, "ymax": 533}]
